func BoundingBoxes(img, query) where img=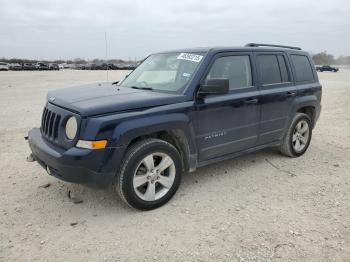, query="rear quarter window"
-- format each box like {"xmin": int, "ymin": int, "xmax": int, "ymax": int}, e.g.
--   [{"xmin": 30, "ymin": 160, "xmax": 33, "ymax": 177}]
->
[{"xmin": 291, "ymin": 55, "xmax": 314, "ymax": 82}]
